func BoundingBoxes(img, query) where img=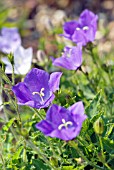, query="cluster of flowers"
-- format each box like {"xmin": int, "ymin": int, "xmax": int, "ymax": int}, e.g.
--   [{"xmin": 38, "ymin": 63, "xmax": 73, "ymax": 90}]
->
[
  {"xmin": 1, "ymin": 9, "xmax": 98, "ymax": 141},
  {"xmin": 53, "ymin": 9, "xmax": 98, "ymax": 70},
  {"xmin": 0, "ymin": 27, "xmax": 33, "ymax": 75}
]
